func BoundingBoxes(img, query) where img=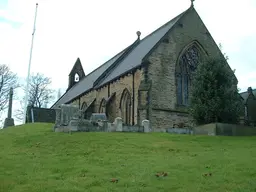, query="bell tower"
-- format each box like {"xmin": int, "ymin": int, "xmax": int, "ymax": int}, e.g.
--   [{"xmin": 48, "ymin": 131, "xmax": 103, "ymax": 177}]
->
[{"xmin": 67, "ymin": 58, "xmax": 85, "ymax": 91}]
